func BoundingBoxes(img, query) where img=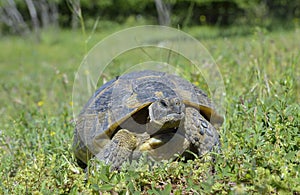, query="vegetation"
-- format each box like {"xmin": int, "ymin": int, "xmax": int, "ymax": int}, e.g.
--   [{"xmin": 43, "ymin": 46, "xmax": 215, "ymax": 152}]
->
[
  {"xmin": 0, "ymin": 23, "xmax": 299, "ymax": 194},
  {"xmin": 1, "ymin": 0, "xmax": 299, "ymax": 35}
]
